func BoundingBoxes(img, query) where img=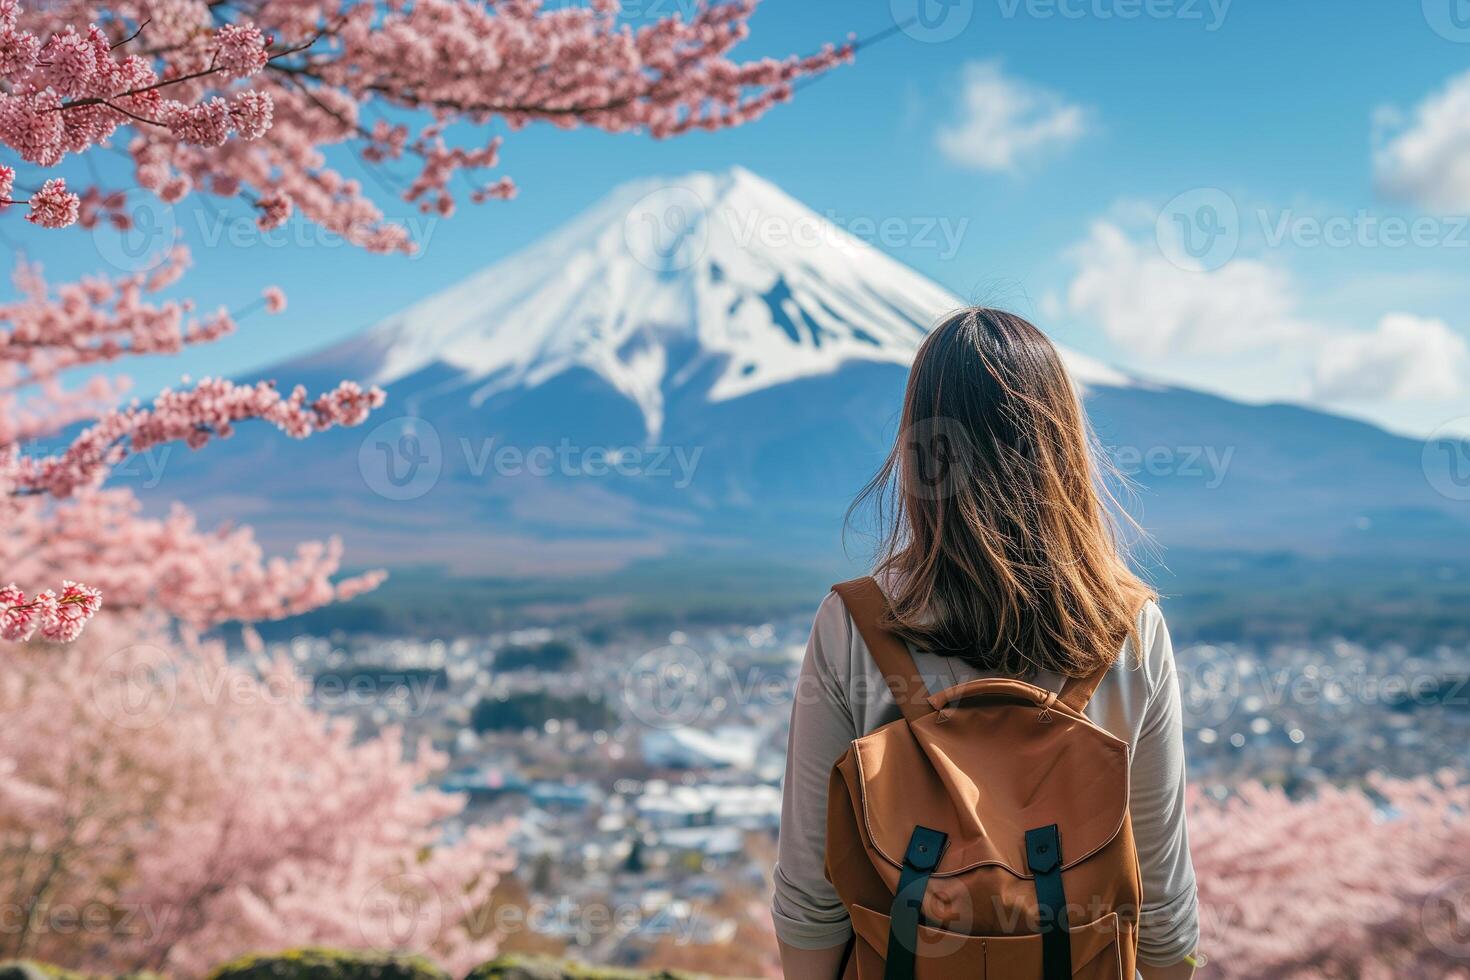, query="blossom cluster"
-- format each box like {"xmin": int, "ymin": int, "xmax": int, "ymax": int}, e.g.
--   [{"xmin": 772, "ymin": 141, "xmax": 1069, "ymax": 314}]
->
[
  {"xmin": 0, "ymin": 4, "xmax": 276, "ymax": 228},
  {"xmin": 5, "ymin": 377, "xmax": 384, "ymax": 499},
  {"xmin": 0, "ymin": 250, "xmax": 225, "ymax": 387},
  {"xmin": 0, "ymin": 579, "xmax": 100, "ymax": 641},
  {"xmin": 4, "ymin": 489, "xmax": 384, "ymax": 630}
]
